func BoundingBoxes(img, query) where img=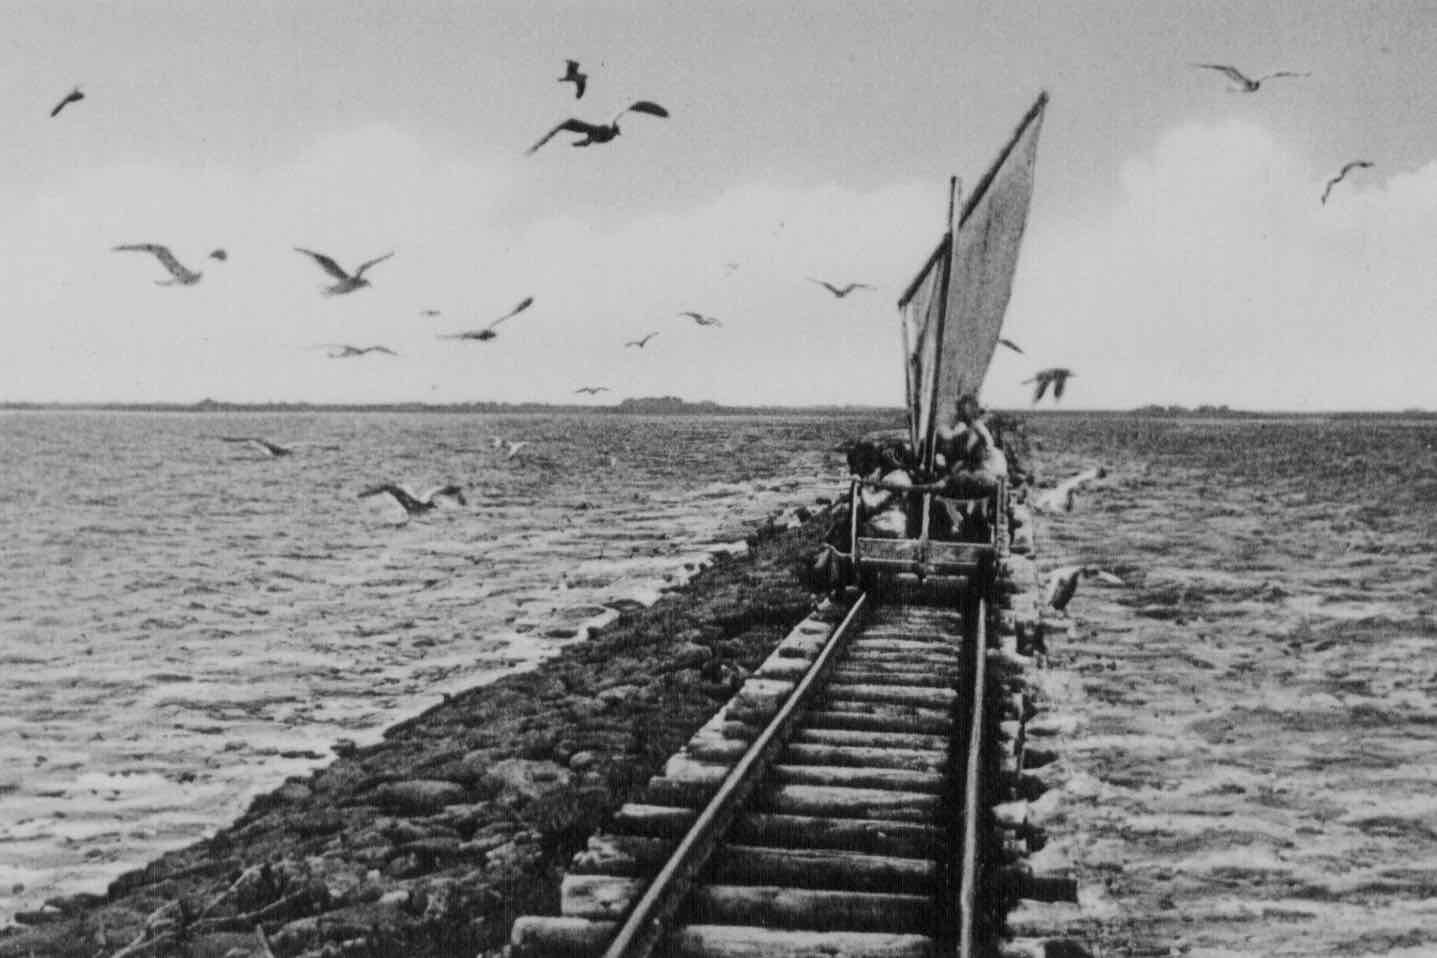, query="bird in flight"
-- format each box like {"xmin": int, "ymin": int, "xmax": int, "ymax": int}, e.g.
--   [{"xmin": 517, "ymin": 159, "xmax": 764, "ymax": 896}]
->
[
  {"xmin": 558, "ymin": 59, "xmax": 588, "ymax": 99},
  {"xmin": 1321, "ymin": 160, "xmax": 1374, "ymax": 205},
  {"xmin": 293, "ymin": 248, "xmax": 394, "ymax": 295},
  {"xmin": 50, "ymin": 85, "xmax": 84, "ymax": 118},
  {"xmin": 526, "ymin": 100, "xmax": 669, "ymax": 155},
  {"xmin": 112, "ymin": 244, "xmax": 205, "ymax": 286},
  {"xmin": 359, "ymin": 484, "xmax": 467, "ymax": 516},
  {"xmin": 419, "ymin": 309, "xmax": 442, "ymax": 318},
  {"xmin": 438, "ymin": 297, "xmax": 534, "ymax": 342},
  {"xmin": 219, "ymin": 437, "xmax": 294, "ymax": 458},
  {"xmin": 574, "ymin": 386, "xmax": 610, "ymax": 395},
  {"xmin": 1190, "ymin": 63, "xmax": 1309, "ymax": 93},
  {"xmin": 626, "ymin": 332, "xmax": 659, "ymax": 348},
  {"xmin": 315, "ymin": 344, "xmax": 398, "ymax": 359},
  {"xmin": 1036, "ymin": 466, "xmax": 1107, "ymax": 514},
  {"xmin": 998, "ymin": 338, "xmax": 1023, "ymax": 355},
  {"xmin": 809, "ymin": 278, "xmax": 874, "ymax": 298},
  {"xmin": 208, "ymin": 249, "xmax": 228, "ymax": 262},
  {"xmin": 1024, "ymin": 367, "xmax": 1075, "ymax": 402},
  {"xmin": 1045, "ymin": 565, "xmax": 1125, "ymax": 614},
  {"xmin": 491, "ymin": 437, "xmax": 529, "ymax": 459},
  {"xmin": 678, "ymin": 311, "xmax": 723, "ymax": 327}
]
